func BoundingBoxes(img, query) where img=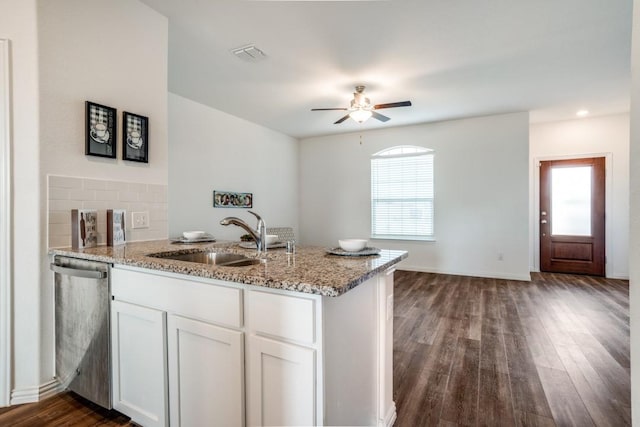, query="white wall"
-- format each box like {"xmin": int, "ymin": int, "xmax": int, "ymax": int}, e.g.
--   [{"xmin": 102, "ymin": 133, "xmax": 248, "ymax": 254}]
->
[
  {"xmin": 299, "ymin": 112, "xmax": 531, "ymax": 281},
  {"xmin": 629, "ymin": 0, "xmax": 639, "ymax": 423},
  {"xmin": 168, "ymin": 93, "xmax": 299, "ymax": 240},
  {"xmin": 530, "ymin": 114, "xmax": 630, "ymax": 279},
  {"xmin": 0, "ymin": 0, "xmax": 169, "ymax": 402},
  {"xmin": 0, "ymin": 0, "xmax": 42, "ymax": 403}
]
